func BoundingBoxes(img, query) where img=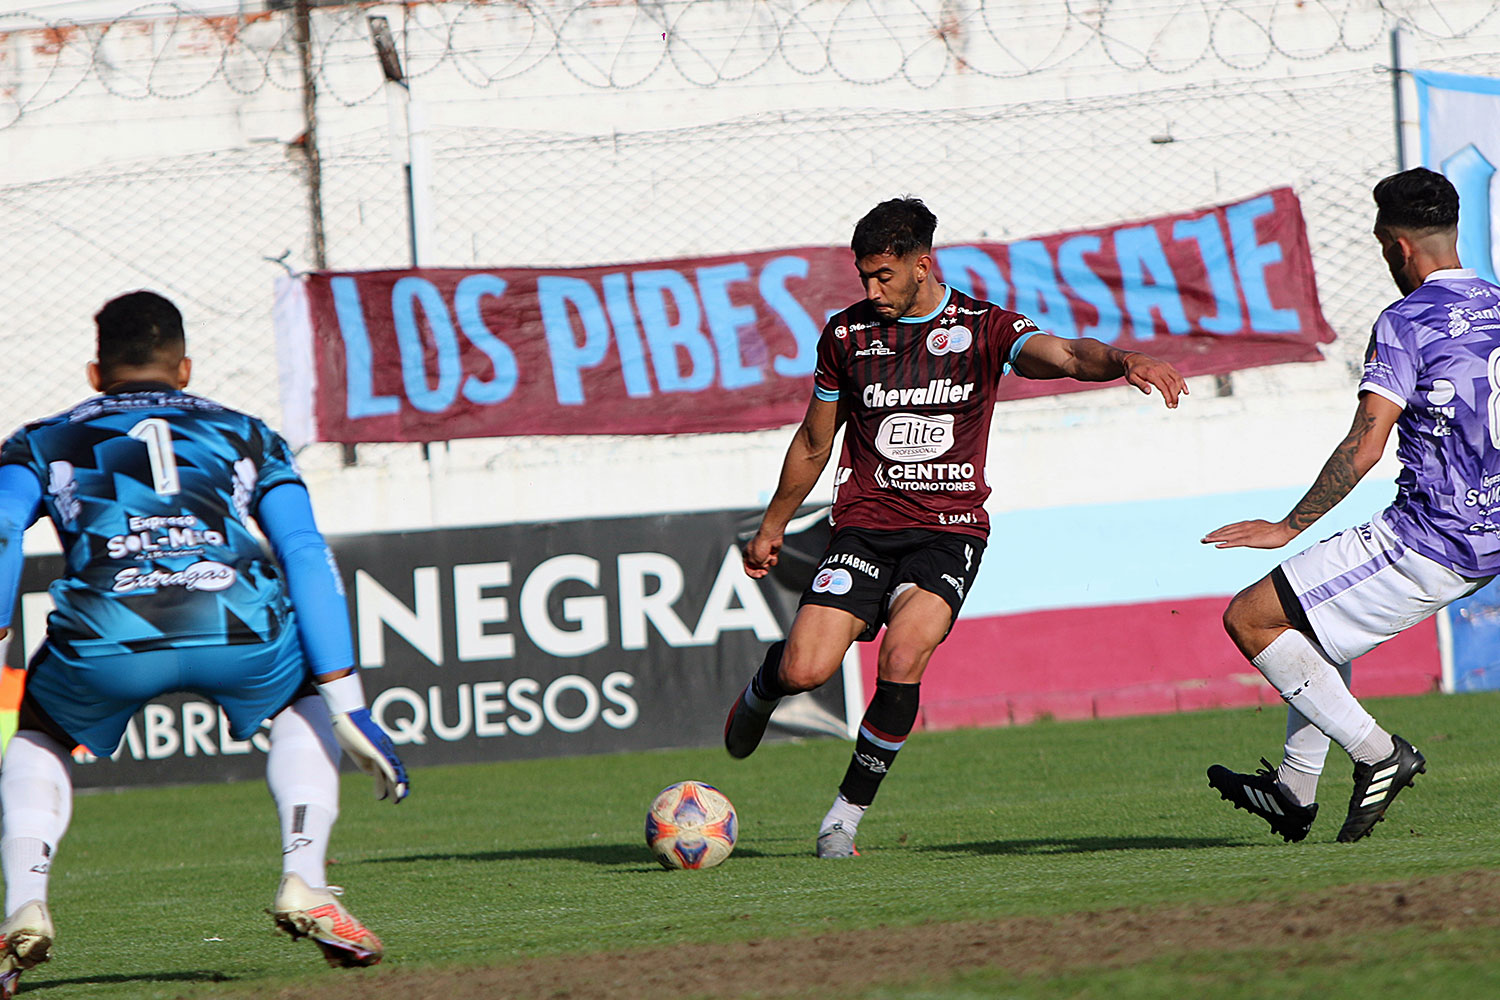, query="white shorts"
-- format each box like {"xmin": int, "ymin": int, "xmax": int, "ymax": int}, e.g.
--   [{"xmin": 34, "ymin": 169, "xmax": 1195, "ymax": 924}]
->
[{"xmin": 1279, "ymin": 512, "xmax": 1491, "ymax": 664}]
